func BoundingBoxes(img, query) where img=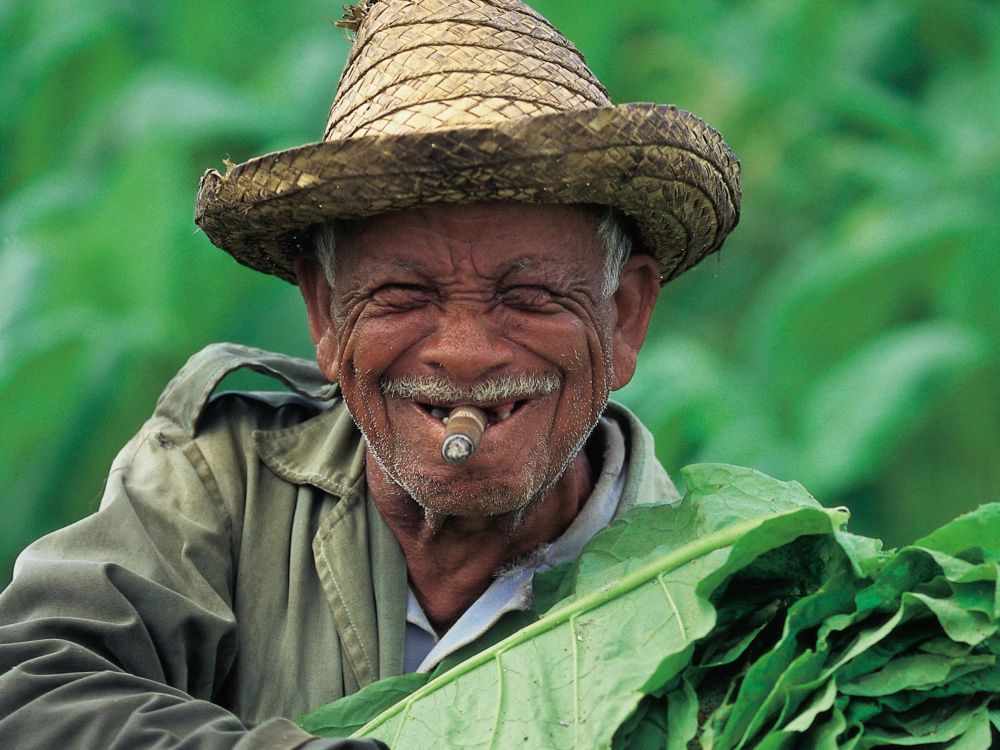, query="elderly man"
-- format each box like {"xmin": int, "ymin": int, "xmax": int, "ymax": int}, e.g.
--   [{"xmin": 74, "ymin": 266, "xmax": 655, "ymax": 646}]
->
[{"xmin": 0, "ymin": 0, "xmax": 739, "ymax": 747}]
